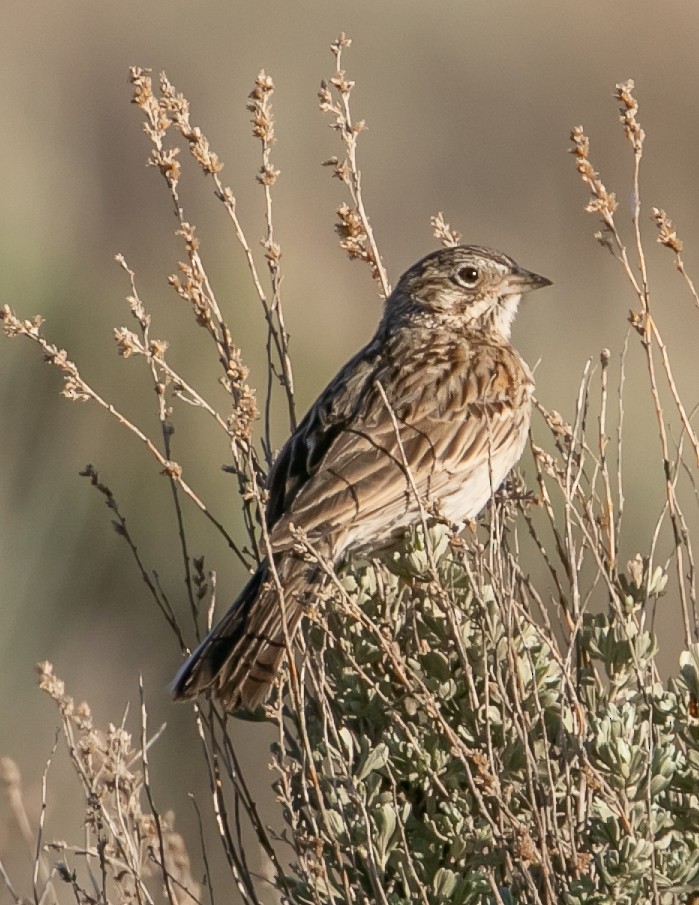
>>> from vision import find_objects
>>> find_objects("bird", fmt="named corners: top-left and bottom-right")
top-left (171, 245), bottom-right (551, 712)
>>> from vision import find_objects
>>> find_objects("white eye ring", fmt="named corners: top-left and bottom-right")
top-left (455, 265), bottom-right (479, 288)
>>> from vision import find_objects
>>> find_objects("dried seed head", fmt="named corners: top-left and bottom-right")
top-left (330, 33), bottom-right (352, 57)
top-left (652, 207), bottom-right (684, 254)
top-left (114, 327), bottom-right (140, 358)
top-left (615, 79), bottom-right (645, 152)
top-left (247, 70), bottom-right (276, 144)
top-left (431, 212), bottom-right (461, 248)
top-left (161, 461), bottom-right (183, 479)
top-left (148, 338), bottom-right (169, 359)
top-left (318, 81), bottom-right (333, 112)
top-left (570, 126), bottom-right (618, 221)
top-left (257, 163), bottom-right (280, 186)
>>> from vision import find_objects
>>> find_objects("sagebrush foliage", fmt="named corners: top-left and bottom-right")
top-left (273, 526), bottom-right (699, 905)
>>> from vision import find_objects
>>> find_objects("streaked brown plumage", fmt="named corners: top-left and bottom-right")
top-left (172, 246), bottom-right (551, 711)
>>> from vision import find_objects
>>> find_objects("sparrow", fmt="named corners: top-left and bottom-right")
top-left (172, 245), bottom-right (551, 711)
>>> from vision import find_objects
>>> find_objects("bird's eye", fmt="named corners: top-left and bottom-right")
top-left (456, 266), bottom-right (479, 287)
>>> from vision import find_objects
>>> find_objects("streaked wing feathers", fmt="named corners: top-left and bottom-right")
top-left (265, 340), bottom-right (383, 528)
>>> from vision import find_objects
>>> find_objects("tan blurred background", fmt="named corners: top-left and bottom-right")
top-left (2, 0), bottom-right (699, 898)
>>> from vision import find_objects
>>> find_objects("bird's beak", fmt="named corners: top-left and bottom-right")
top-left (503, 268), bottom-right (552, 296)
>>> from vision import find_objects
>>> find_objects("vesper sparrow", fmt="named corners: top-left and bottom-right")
top-left (172, 246), bottom-right (551, 711)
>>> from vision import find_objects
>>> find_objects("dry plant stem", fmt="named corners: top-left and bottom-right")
top-left (35, 740), bottom-right (59, 905)
top-left (520, 492), bottom-right (569, 623)
top-left (0, 858), bottom-right (23, 905)
top-left (47, 706), bottom-right (154, 903)
top-left (333, 40), bottom-right (390, 298)
top-left (385, 766), bottom-right (431, 905)
top-left (281, 651), bottom-right (344, 898)
top-left (117, 254), bottom-right (261, 633)
top-left (540, 394), bottom-right (663, 696)
top-left (313, 623), bottom-right (455, 805)
top-left (32, 665), bottom-right (203, 905)
top-left (674, 458), bottom-right (698, 616)
top-left (247, 71), bottom-right (297, 448)
top-left (145, 66), bottom-right (296, 455)
top-left (469, 548), bottom-right (608, 860)
top-left (276, 710), bottom-right (338, 905)
top-left (302, 662), bottom-right (363, 900)
top-left (304, 640), bottom-right (450, 901)
top-left (80, 465), bottom-right (187, 651)
top-left (598, 349), bottom-right (616, 569)
top-left (192, 704), bottom-right (261, 905)
top-left (188, 797), bottom-right (215, 905)
top-left (646, 315), bottom-right (699, 459)
top-left (114, 704), bottom-right (151, 902)
top-left (139, 679), bottom-right (177, 905)
top-left (294, 665), bottom-right (386, 905)
top-left (131, 71), bottom-right (264, 565)
top-left (349, 795), bottom-right (390, 905)
top-left (614, 336), bottom-right (628, 550)
top-left (0, 305), bottom-right (248, 573)
top-left (532, 373), bottom-right (662, 695)
top-left (651, 206), bottom-right (694, 279)
top-left (322, 35), bottom-right (391, 297)
top-left (0, 756), bottom-right (56, 905)
top-left (212, 171), bottom-right (296, 452)
top-left (191, 696), bottom-right (289, 904)
top-left (631, 296), bottom-right (695, 647)
top-left (530, 416), bottom-right (577, 603)
top-left (573, 88), bottom-right (699, 644)
top-left (515, 636), bottom-right (567, 884)
top-left (486, 874), bottom-right (509, 905)
top-left (212, 709), bottom-right (290, 897)
top-left (374, 380), bottom-right (441, 579)
top-left (650, 434), bottom-right (697, 641)
top-left (509, 588), bottom-right (588, 736)
top-left (117, 255), bottom-right (205, 632)
top-left (245, 448), bottom-right (306, 726)
top-left (132, 71), bottom-right (231, 359)
top-left (539, 382), bottom-right (682, 716)
top-left (563, 361), bottom-right (593, 625)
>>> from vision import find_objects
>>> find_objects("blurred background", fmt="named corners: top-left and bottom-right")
top-left (2, 0), bottom-right (699, 898)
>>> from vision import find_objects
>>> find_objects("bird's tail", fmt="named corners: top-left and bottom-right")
top-left (171, 556), bottom-right (309, 712)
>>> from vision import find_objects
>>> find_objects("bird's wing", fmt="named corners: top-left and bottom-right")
top-left (265, 340), bottom-right (384, 528)
top-left (267, 338), bottom-right (531, 552)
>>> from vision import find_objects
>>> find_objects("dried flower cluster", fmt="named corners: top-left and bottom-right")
top-left (33, 662), bottom-right (199, 905)
top-left (247, 70), bottom-right (280, 191)
top-left (569, 126), bottom-right (618, 226)
top-left (2, 305), bottom-right (91, 403)
top-left (431, 212), bottom-right (462, 248)
top-left (652, 208), bottom-right (684, 254)
top-left (614, 79), bottom-right (645, 154)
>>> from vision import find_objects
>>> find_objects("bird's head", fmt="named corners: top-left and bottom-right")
top-left (386, 245), bottom-right (552, 340)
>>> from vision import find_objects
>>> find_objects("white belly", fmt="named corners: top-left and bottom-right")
top-left (439, 421), bottom-right (529, 522)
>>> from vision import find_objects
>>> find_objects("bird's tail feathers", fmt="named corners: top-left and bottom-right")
top-left (171, 557), bottom-right (308, 712)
